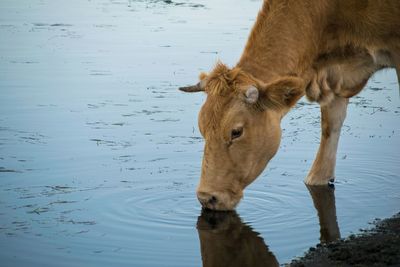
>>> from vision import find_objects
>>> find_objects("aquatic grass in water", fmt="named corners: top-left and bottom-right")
top-left (0, 0), bottom-right (399, 266)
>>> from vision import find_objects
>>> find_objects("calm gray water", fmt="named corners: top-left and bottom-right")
top-left (0, 0), bottom-right (399, 266)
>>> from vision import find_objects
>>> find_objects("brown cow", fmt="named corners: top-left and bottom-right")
top-left (180, 0), bottom-right (400, 210)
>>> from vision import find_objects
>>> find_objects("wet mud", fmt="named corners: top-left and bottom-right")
top-left (289, 213), bottom-right (400, 267)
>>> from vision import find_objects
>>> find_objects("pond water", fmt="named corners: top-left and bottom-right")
top-left (0, 0), bottom-right (399, 266)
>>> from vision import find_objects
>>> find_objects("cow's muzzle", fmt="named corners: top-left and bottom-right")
top-left (197, 190), bottom-right (242, 211)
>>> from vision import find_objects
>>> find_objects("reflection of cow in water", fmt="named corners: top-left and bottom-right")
top-left (197, 210), bottom-right (279, 267)
top-left (307, 185), bottom-right (340, 243)
top-left (196, 185), bottom-right (340, 266)
top-left (181, 0), bottom-right (400, 210)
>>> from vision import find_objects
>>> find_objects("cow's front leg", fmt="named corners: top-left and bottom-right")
top-left (305, 96), bottom-right (349, 185)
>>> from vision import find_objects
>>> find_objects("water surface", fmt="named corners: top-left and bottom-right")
top-left (1, 0), bottom-right (399, 266)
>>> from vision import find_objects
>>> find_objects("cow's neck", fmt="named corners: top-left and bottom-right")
top-left (237, 1), bottom-right (330, 84)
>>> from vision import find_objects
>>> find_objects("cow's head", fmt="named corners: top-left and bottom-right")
top-left (180, 63), bottom-right (303, 210)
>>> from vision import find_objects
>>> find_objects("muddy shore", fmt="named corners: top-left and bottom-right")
top-left (288, 213), bottom-right (400, 266)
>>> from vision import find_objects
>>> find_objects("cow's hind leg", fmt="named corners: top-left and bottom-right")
top-left (305, 96), bottom-right (349, 185)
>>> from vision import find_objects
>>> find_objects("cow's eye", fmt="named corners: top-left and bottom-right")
top-left (231, 128), bottom-right (243, 140)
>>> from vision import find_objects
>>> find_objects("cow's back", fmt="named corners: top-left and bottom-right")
top-left (331, 0), bottom-right (400, 48)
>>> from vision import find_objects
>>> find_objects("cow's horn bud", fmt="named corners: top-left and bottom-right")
top-left (245, 86), bottom-right (259, 104)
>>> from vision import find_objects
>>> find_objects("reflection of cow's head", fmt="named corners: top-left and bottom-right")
top-left (196, 209), bottom-right (278, 267)
top-left (181, 63), bottom-right (303, 210)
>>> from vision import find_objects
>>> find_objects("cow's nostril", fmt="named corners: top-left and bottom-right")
top-left (197, 192), bottom-right (209, 206)
top-left (209, 195), bottom-right (218, 205)
top-left (197, 192), bottom-right (218, 207)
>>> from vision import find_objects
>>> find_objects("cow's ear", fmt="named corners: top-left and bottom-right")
top-left (263, 76), bottom-right (304, 109)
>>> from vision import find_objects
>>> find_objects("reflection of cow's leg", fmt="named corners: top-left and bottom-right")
top-left (307, 185), bottom-right (340, 243)
top-left (393, 52), bottom-right (400, 91)
top-left (305, 95), bottom-right (348, 185)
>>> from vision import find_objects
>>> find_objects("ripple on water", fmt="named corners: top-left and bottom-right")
top-left (239, 184), bottom-right (313, 232)
top-left (100, 180), bottom-right (312, 235)
top-left (98, 182), bottom-right (200, 238)
top-left (82, 181), bottom-right (202, 266)
top-left (337, 152), bottom-right (399, 191)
